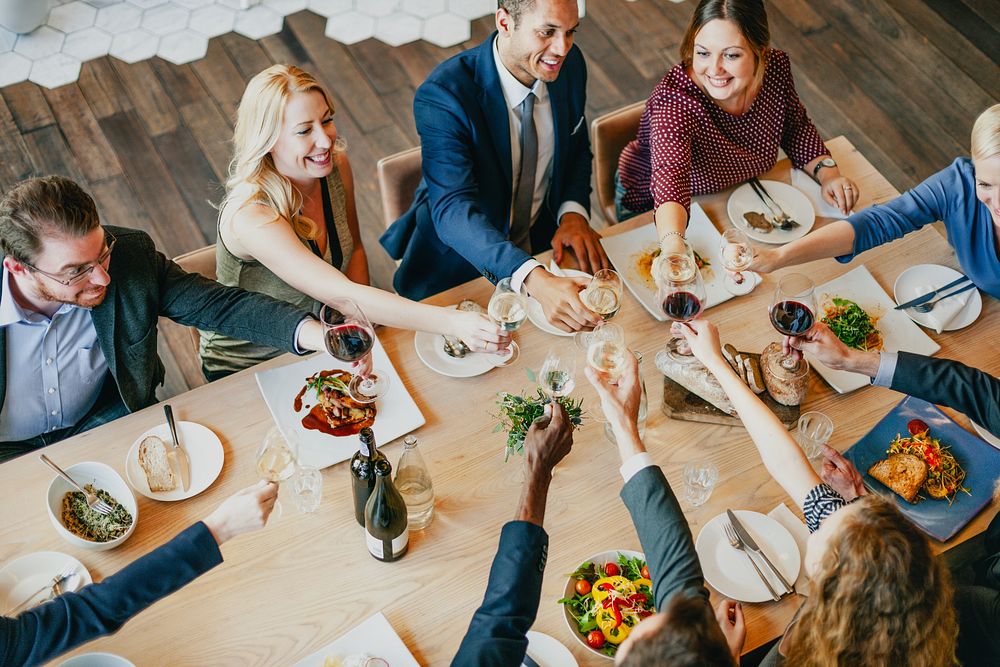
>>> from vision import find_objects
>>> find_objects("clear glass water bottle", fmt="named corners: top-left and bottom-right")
top-left (606, 351), bottom-right (647, 444)
top-left (393, 435), bottom-right (435, 530)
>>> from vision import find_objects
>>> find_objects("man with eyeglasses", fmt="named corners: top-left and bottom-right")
top-left (0, 176), bottom-right (327, 461)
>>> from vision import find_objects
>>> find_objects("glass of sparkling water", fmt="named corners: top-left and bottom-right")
top-left (291, 465), bottom-right (323, 514)
top-left (683, 461), bottom-right (719, 507)
top-left (795, 411), bottom-right (834, 460)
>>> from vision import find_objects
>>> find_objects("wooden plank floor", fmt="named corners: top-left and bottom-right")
top-left (1, 0), bottom-right (997, 399)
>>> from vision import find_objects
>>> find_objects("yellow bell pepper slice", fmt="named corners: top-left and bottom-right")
top-left (591, 576), bottom-right (634, 603)
top-left (602, 620), bottom-right (631, 644)
top-left (632, 578), bottom-right (653, 593)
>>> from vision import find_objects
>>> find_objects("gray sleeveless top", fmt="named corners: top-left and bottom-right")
top-left (199, 169), bottom-right (354, 374)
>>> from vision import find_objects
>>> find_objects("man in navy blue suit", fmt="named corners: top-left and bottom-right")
top-left (381, 0), bottom-right (610, 332)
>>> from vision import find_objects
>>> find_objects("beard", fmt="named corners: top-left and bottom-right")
top-left (34, 279), bottom-right (108, 310)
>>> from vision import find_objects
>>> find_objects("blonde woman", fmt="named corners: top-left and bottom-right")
top-left (200, 65), bottom-right (506, 379)
top-left (755, 103), bottom-right (1000, 299)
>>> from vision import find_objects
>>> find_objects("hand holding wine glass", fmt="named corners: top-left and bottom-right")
top-left (585, 322), bottom-right (628, 381)
top-left (538, 349), bottom-right (576, 399)
top-left (768, 273), bottom-right (816, 371)
top-left (321, 298), bottom-right (389, 403)
top-left (719, 228), bottom-right (755, 295)
top-left (487, 278), bottom-right (528, 366)
top-left (580, 269), bottom-right (623, 321)
top-left (255, 426), bottom-right (298, 521)
top-left (656, 252), bottom-right (706, 363)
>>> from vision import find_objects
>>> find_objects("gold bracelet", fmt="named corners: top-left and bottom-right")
top-left (659, 231), bottom-right (685, 245)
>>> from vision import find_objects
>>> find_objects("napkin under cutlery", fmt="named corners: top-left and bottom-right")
top-left (767, 502), bottom-right (810, 596)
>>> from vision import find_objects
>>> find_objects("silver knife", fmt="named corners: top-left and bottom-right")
top-left (163, 404), bottom-right (191, 492)
top-left (894, 275), bottom-right (970, 310)
top-left (727, 509), bottom-right (794, 595)
top-left (522, 651), bottom-right (542, 667)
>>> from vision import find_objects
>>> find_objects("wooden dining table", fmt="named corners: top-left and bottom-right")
top-left (3, 136), bottom-right (998, 666)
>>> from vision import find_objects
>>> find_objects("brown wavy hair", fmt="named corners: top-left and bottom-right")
top-left (679, 0), bottom-right (770, 93)
top-left (784, 495), bottom-right (957, 666)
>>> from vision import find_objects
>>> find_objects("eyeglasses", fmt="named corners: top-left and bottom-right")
top-left (21, 231), bottom-right (116, 286)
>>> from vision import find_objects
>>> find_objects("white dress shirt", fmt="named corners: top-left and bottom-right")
top-left (492, 38), bottom-right (589, 292)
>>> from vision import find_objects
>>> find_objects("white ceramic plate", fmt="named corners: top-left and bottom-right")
top-left (0, 551), bottom-right (91, 614)
top-left (972, 421), bottom-right (1000, 450)
top-left (413, 306), bottom-right (504, 377)
top-left (811, 265), bottom-right (940, 393)
top-left (290, 611), bottom-right (419, 667)
top-left (696, 510), bottom-right (801, 603)
top-left (58, 654), bottom-right (136, 667)
top-left (526, 268), bottom-right (591, 336)
top-left (600, 202), bottom-right (746, 322)
top-left (256, 335), bottom-right (425, 470)
top-left (893, 264), bottom-right (983, 331)
top-left (726, 180), bottom-right (816, 244)
top-left (125, 421), bottom-right (224, 501)
top-left (526, 630), bottom-right (579, 667)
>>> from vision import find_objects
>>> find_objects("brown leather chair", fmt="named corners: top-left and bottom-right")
top-left (172, 245), bottom-right (217, 353)
top-left (591, 101), bottom-right (646, 225)
top-left (376, 146), bottom-right (422, 229)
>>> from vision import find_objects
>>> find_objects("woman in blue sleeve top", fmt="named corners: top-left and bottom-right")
top-left (755, 103), bottom-right (1000, 299)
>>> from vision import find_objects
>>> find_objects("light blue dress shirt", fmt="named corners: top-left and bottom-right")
top-left (0, 268), bottom-right (108, 441)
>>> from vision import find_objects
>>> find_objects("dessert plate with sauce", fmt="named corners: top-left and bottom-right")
top-left (125, 421), bottom-right (224, 501)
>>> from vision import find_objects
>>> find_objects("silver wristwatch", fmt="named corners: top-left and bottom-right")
top-left (812, 157), bottom-right (837, 180)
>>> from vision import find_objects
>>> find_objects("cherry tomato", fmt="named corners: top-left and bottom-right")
top-left (603, 563), bottom-right (620, 577)
top-left (586, 630), bottom-right (606, 649)
top-left (640, 565), bottom-right (650, 579)
top-left (575, 578), bottom-right (591, 596)
top-left (907, 419), bottom-right (929, 435)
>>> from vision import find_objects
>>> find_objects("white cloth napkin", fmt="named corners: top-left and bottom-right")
top-left (767, 502), bottom-right (810, 596)
top-left (790, 169), bottom-right (849, 218)
top-left (914, 282), bottom-right (972, 333)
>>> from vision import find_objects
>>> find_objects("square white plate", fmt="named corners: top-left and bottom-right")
top-left (810, 265), bottom-right (940, 393)
top-left (600, 202), bottom-right (742, 321)
top-left (256, 335), bottom-right (424, 469)
top-left (291, 611), bottom-right (419, 667)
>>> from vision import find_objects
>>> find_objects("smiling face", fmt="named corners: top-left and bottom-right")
top-left (5, 226), bottom-right (111, 311)
top-left (496, 0), bottom-right (579, 88)
top-left (269, 90), bottom-right (337, 185)
top-left (973, 154), bottom-right (1000, 226)
top-left (691, 19), bottom-right (757, 111)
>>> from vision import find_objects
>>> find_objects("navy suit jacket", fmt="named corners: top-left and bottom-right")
top-left (380, 33), bottom-right (592, 300)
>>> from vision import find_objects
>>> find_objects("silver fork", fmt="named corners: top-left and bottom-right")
top-left (749, 178), bottom-right (798, 230)
top-left (911, 282), bottom-right (978, 314)
top-left (5, 565), bottom-right (78, 615)
top-left (724, 522), bottom-right (781, 601)
top-left (39, 455), bottom-right (114, 515)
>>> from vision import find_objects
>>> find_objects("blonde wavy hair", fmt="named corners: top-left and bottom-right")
top-left (971, 103), bottom-right (1000, 162)
top-left (221, 64), bottom-right (346, 241)
top-left (784, 495), bottom-right (957, 667)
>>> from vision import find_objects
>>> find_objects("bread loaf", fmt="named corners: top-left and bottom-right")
top-left (139, 435), bottom-right (177, 492)
top-left (868, 453), bottom-right (927, 503)
top-left (656, 353), bottom-right (736, 415)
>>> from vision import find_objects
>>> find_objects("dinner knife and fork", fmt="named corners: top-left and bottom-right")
top-left (747, 177), bottom-right (799, 230)
top-left (5, 565), bottom-right (79, 615)
top-left (724, 510), bottom-right (794, 600)
top-left (893, 275), bottom-right (975, 312)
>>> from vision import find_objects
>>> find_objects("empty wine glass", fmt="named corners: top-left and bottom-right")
top-left (256, 426), bottom-right (298, 521)
top-left (768, 273), bottom-right (816, 371)
top-left (580, 269), bottom-right (623, 321)
top-left (321, 298), bottom-right (389, 403)
top-left (538, 349), bottom-right (576, 399)
top-left (487, 278), bottom-right (528, 366)
top-left (719, 228), bottom-right (755, 295)
top-left (657, 261), bottom-right (706, 364)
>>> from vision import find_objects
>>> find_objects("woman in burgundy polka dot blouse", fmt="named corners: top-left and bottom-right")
top-left (616, 0), bottom-right (858, 255)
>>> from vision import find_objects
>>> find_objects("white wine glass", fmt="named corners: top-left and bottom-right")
top-left (487, 278), bottom-right (528, 366)
top-left (580, 268), bottom-right (623, 321)
top-left (538, 349), bottom-right (576, 400)
top-left (585, 322), bottom-right (627, 380)
top-left (719, 228), bottom-right (755, 295)
top-left (255, 426), bottom-right (298, 521)
top-left (321, 298), bottom-right (389, 404)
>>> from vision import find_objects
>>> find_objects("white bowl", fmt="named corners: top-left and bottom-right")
top-left (561, 549), bottom-right (645, 661)
top-left (46, 462), bottom-right (137, 551)
top-left (58, 653), bottom-right (136, 667)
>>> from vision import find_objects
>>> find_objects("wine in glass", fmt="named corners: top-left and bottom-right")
top-left (657, 265), bottom-right (706, 363)
top-left (585, 323), bottom-right (628, 380)
top-left (256, 426), bottom-right (298, 521)
top-left (580, 269), bottom-right (623, 321)
top-left (538, 349), bottom-right (576, 399)
top-left (320, 298), bottom-right (389, 404)
top-left (719, 228), bottom-right (755, 295)
top-left (769, 273), bottom-right (816, 370)
top-left (487, 278), bottom-right (528, 366)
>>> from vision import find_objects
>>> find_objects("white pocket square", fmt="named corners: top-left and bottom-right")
top-left (571, 115), bottom-right (585, 135)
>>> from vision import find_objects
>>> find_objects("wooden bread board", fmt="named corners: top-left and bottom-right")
top-left (660, 351), bottom-right (800, 428)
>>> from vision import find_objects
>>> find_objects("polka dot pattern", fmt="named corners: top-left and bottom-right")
top-left (618, 50), bottom-right (829, 214)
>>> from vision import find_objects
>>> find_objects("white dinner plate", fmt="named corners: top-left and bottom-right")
top-left (972, 421), bottom-right (1000, 450)
top-left (726, 180), bottom-right (816, 244)
top-left (413, 305), bottom-right (504, 377)
top-left (125, 421), bottom-right (224, 501)
top-left (810, 265), bottom-right (940, 393)
top-left (893, 264), bottom-right (982, 331)
top-left (256, 335), bottom-right (425, 470)
top-left (0, 551), bottom-right (91, 614)
top-left (58, 654), bottom-right (136, 667)
top-left (290, 611), bottom-right (418, 667)
top-left (526, 630), bottom-right (578, 667)
top-left (696, 510), bottom-right (801, 603)
top-left (600, 202), bottom-right (745, 322)
top-left (526, 268), bottom-right (591, 336)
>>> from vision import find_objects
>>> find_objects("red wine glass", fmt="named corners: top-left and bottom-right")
top-left (657, 263), bottom-right (706, 364)
top-left (320, 298), bottom-right (389, 404)
top-left (769, 273), bottom-right (816, 371)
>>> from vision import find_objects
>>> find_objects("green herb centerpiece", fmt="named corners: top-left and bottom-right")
top-left (493, 373), bottom-right (584, 461)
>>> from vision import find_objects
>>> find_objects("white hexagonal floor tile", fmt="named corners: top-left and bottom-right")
top-left (446, 0), bottom-right (494, 20)
top-left (422, 12), bottom-right (470, 48)
top-left (402, 0), bottom-right (446, 15)
top-left (61, 26), bottom-right (113, 61)
top-left (263, 0), bottom-right (308, 16)
top-left (189, 4), bottom-right (236, 38)
top-left (47, 1), bottom-right (98, 33)
top-left (0, 27), bottom-right (16, 54)
top-left (95, 2), bottom-right (142, 33)
top-left (126, 0), bottom-right (170, 9)
top-left (373, 14), bottom-right (422, 47)
top-left (109, 27), bottom-right (159, 63)
top-left (29, 52), bottom-right (82, 89)
top-left (233, 5), bottom-right (283, 40)
top-left (141, 3), bottom-right (191, 36)
top-left (0, 52), bottom-right (31, 87)
top-left (14, 26), bottom-right (66, 60)
top-left (308, 0), bottom-right (351, 18)
top-left (157, 29), bottom-right (208, 64)
top-left (324, 11), bottom-right (374, 45)
top-left (356, 0), bottom-right (397, 19)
